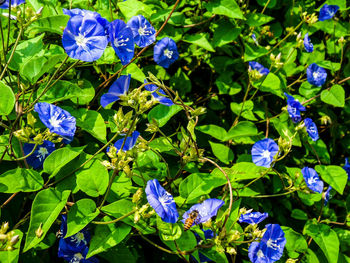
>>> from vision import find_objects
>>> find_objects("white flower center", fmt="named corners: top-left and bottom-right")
top-left (138, 25), bottom-right (152, 36)
top-left (164, 49), bottom-right (173, 59)
top-left (312, 71), bottom-right (320, 79)
top-left (257, 249), bottom-right (264, 258)
top-left (49, 112), bottom-right (63, 128)
top-left (307, 176), bottom-right (317, 185)
top-left (75, 33), bottom-right (88, 47)
top-left (70, 232), bottom-right (86, 246)
top-left (114, 36), bottom-right (129, 47)
top-left (262, 150), bottom-right (271, 159)
top-left (158, 192), bottom-right (174, 209)
top-left (71, 253), bottom-right (83, 263)
top-left (37, 147), bottom-right (49, 161)
top-left (266, 238), bottom-right (281, 250)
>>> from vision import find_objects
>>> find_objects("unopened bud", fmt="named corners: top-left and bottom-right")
top-left (1, 222), bottom-right (9, 234)
top-left (134, 212), bottom-right (140, 223)
top-left (226, 247), bottom-right (237, 255)
top-left (35, 223), bottom-right (43, 238)
top-left (36, 6), bottom-right (43, 15)
top-left (132, 188), bottom-right (143, 203)
top-left (10, 235), bottom-right (20, 245)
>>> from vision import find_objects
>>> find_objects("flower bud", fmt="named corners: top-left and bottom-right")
top-left (1, 222), bottom-right (9, 234)
top-left (226, 247), bottom-right (237, 255)
top-left (35, 223), bottom-right (43, 238)
top-left (132, 188), bottom-right (143, 204)
top-left (10, 234), bottom-right (20, 245)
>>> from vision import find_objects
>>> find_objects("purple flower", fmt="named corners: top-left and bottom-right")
top-left (284, 93), bottom-right (306, 123)
top-left (304, 118), bottom-right (319, 141)
top-left (145, 179), bottom-right (179, 223)
top-left (113, 131), bottom-right (139, 152)
top-left (144, 80), bottom-right (174, 106)
top-left (100, 74), bottom-right (131, 108)
top-left (153, 37), bottom-right (179, 68)
top-left (127, 15), bottom-right (156, 48)
top-left (62, 14), bottom-right (108, 62)
top-left (239, 211), bottom-right (268, 225)
top-left (23, 140), bottom-right (55, 170)
top-left (249, 61), bottom-right (270, 76)
top-left (301, 167), bottom-right (324, 193)
top-left (0, 0), bottom-right (25, 9)
top-left (34, 103), bottom-right (76, 140)
top-left (107, 19), bottom-right (134, 65)
top-left (319, 4), bottom-right (339, 21)
top-left (343, 158), bottom-right (350, 180)
top-left (304, 33), bottom-right (313, 53)
top-left (182, 199), bottom-right (225, 226)
top-left (248, 224), bottom-right (286, 263)
top-left (251, 138), bottom-right (279, 168)
top-left (307, 63), bottom-right (327, 87)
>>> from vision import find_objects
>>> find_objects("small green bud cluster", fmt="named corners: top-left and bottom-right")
top-left (0, 222), bottom-right (20, 251)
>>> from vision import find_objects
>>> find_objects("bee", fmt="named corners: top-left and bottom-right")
top-left (184, 210), bottom-right (200, 231)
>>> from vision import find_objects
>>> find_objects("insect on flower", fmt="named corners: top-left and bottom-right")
top-left (183, 210), bottom-right (200, 231)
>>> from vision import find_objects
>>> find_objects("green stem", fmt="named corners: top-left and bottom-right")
top-left (92, 209), bottom-right (137, 224)
top-left (14, 143), bottom-right (38, 161)
top-left (250, 189), bottom-right (297, 198)
top-left (98, 169), bottom-right (118, 209)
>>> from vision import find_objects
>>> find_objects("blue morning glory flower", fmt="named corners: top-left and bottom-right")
top-left (304, 118), bottom-right (319, 141)
top-left (153, 37), bottom-right (179, 69)
top-left (145, 179), bottom-right (179, 223)
top-left (0, 0), bottom-right (25, 9)
top-left (144, 80), bottom-right (174, 106)
top-left (319, 4), bottom-right (339, 21)
top-left (113, 131), bottom-right (139, 152)
top-left (23, 140), bottom-right (55, 170)
top-left (58, 244), bottom-right (99, 263)
top-left (306, 63), bottom-right (327, 87)
top-left (324, 186), bottom-right (332, 206)
top-left (303, 33), bottom-right (313, 53)
top-left (63, 8), bottom-right (109, 30)
top-left (57, 215), bottom-right (98, 263)
top-left (284, 93), bottom-right (306, 123)
top-left (248, 61), bottom-right (270, 76)
top-left (343, 158), bottom-right (350, 180)
top-left (127, 15), bottom-right (156, 48)
top-left (251, 138), bottom-right (279, 168)
top-left (107, 19), bottom-right (134, 65)
top-left (34, 102), bottom-right (76, 140)
top-left (248, 224), bottom-right (286, 263)
top-left (100, 74), bottom-right (131, 108)
top-left (239, 211), bottom-right (268, 225)
top-left (182, 199), bottom-right (225, 226)
top-left (62, 15), bottom-right (108, 62)
top-left (301, 167), bottom-right (324, 193)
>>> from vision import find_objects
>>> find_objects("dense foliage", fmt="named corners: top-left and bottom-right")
top-left (0, 0), bottom-right (349, 262)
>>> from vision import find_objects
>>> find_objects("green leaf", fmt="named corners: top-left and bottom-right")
top-left (225, 121), bottom-right (258, 141)
top-left (179, 173), bottom-right (207, 201)
top-left (303, 221), bottom-right (339, 263)
top-left (321, 85), bottom-right (345, 107)
top-left (76, 159), bottom-right (109, 197)
top-left (246, 13), bottom-right (274, 27)
top-left (125, 63), bottom-right (146, 83)
top-left (254, 73), bottom-right (284, 98)
top-left (212, 20), bottom-right (241, 48)
top-left (315, 165), bottom-right (348, 194)
top-left (209, 141), bottom-right (234, 164)
top-left (282, 226), bottom-right (308, 257)
top-left (118, 0), bottom-right (153, 20)
top-left (157, 217), bottom-right (182, 241)
top-left (204, 0), bottom-right (244, 19)
top-left (0, 81), bottom-right (15, 116)
top-left (0, 168), bottom-right (43, 193)
top-left (26, 15), bottom-right (69, 36)
top-left (70, 79), bottom-right (95, 105)
top-left (244, 43), bottom-right (269, 61)
top-left (229, 162), bottom-right (268, 181)
top-left (39, 80), bottom-right (82, 103)
top-left (66, 199), bottom-right (100, 237)
top-left (184, 33), bottom-right (215, 52)
top-left (291, 209), bottom-right (308, 220)
top-left (87, 220), bottom-right (131, 258)
top-left (196, 125), bottom-right (227, 141)
top-left (76, 110), bottom-right (107, 143)
top-left (148, 104), bottom-right (182, 127)
top-left (101, 199), bottom-right (134, 218)
top-left (0, 229), bottom-right (23, 263)
top-left (43, 146), bottom-right (86, 178)
top-left (8, 34), bottom-right (44, 71)
top-left (161, 231), bottom-right (197, 261)
top-left (24, 189), bottom-right (71, 252)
